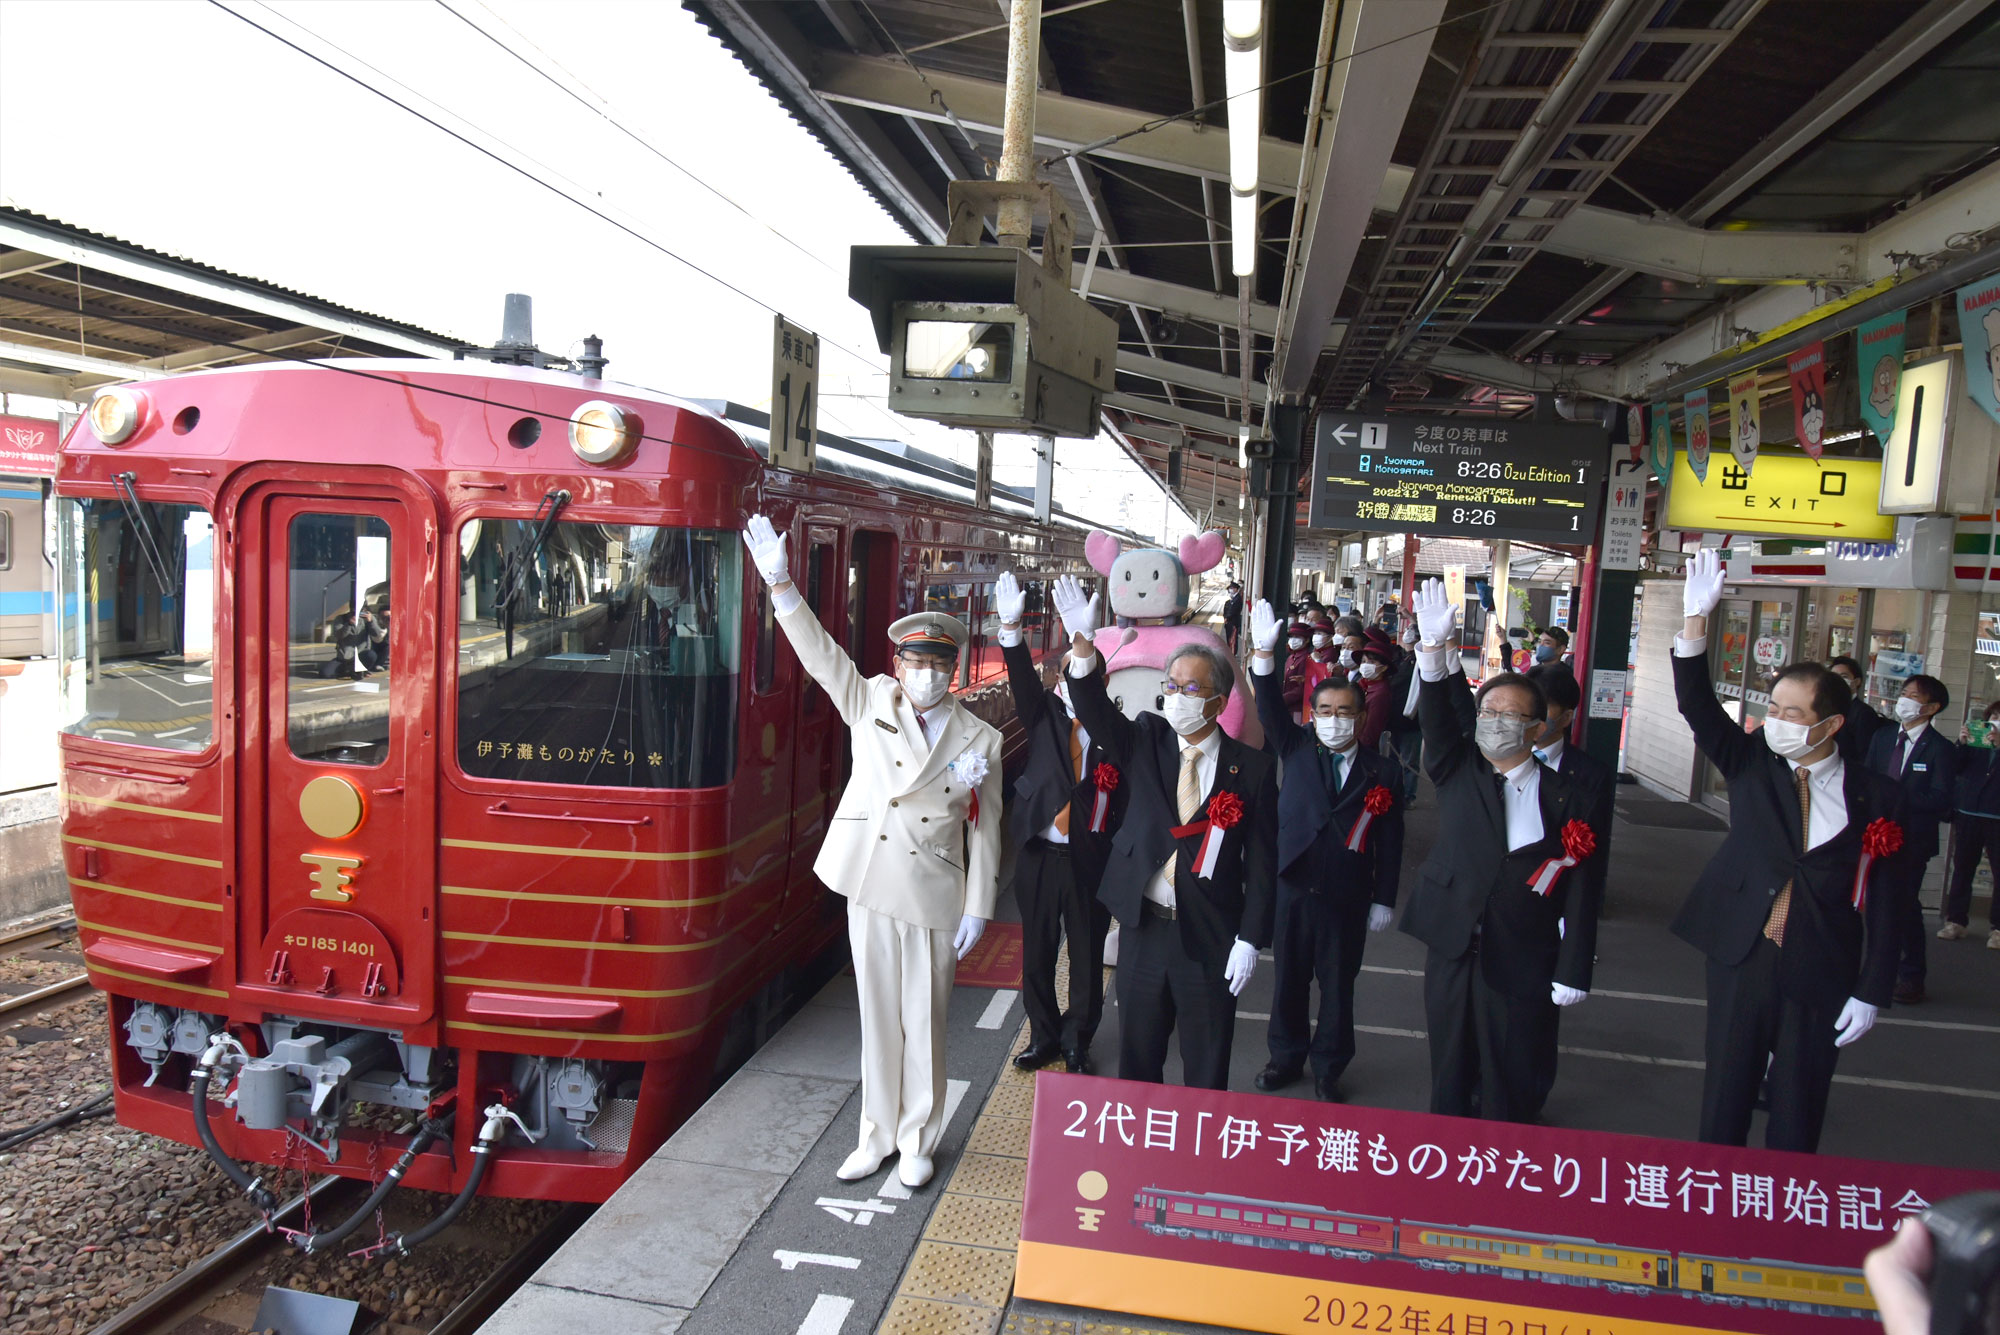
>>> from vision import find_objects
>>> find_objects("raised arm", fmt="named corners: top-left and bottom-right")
top-left (994, 570), bottom-right (1049, 730)
top-left (1671, 548), bottom-right (1763, 779)
top-left (1411, 580), bottom-right (1472, 784)
top-left (1248, 599), bottom-right (1308, 756)
top-left (1053, 575), bottom-right (1140, 762)
top-left (744, 514), bottom-right (871, 724)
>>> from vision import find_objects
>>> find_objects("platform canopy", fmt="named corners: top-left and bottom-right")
top-left (0, 207), bottom-right (456, 404)
top-left (692, 0), bottom-right (2000, 540)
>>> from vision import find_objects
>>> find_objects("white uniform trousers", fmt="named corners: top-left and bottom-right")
top-left (848, 901), bottom-right (956, 1161)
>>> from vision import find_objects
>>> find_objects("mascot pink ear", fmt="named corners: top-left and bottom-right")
top-left (1085, 530), bottom-right (1123, 576)
top-left (1179, 530), bottom-right (1226, 575)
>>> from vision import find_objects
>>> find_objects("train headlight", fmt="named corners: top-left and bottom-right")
top-left (569, 400), bottom-right (637, 465)
top-left (89, 387), bottom-right (146, 445)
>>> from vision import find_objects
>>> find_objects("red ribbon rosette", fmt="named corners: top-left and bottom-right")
top-left (1561, 819), bottom-right (1597, 863)
top-left (1853, 817), bottom-right (1904, 910)
top-left (1087, 762), bottom-right (1120, 833)
top-left (1207, 790), bottom-right (1245, 830)
top-left (1169, 791), bottom-right (1245, 879)
top-left (1348, 785), bottom-right (1396, 852)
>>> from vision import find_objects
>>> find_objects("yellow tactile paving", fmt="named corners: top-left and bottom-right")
top-left (878, 1295), bottom-right (1005, 1335)
top-left (965, 1113), bottom-right (1033, 1159)
top-left (901, 1239), bottom-right (1020, 1307)
top-left (945, 1151), bottom-right (1027, 1202)
top-left (981, 1074), bottom-right (1037, 1120)
top-left (924, 1191), bottom-right (1025, 1249)
top-left (1000, 1315), bottom-right (1078, 1335)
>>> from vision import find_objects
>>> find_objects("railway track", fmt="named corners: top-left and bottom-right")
top-left (0, 913), bottom-right (77, 955)
top-left (82, 1179), bottom-right (591, 1335)
top-left (0, 914), bottom-right (90, 1025)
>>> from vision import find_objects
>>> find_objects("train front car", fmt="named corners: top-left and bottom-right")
top-left (56, 362), bottom-right (817, 1222)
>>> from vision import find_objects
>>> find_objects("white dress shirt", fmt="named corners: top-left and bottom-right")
top-left (911, 699), bottom-right (951, 751)
top-left (1498, 755), bottom-right (1546, 852)
top-left (1677, 631), bottom-right (1848, 847)
top-left (1147, 726), bottom-right (1223, 908)
top-left (1533, 735), bottom-right (1566, 769)
top-left (1792, 750), bottom-right (1848, 850)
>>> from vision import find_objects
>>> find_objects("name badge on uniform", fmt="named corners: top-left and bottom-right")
top-left (1913, 763), bottom-right (1928, 772)
top-left (875, 719), bottom-right (900, 734)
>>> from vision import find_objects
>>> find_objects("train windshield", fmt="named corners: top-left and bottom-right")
top-left (456, 519), bottom-right (741, 788)
top-left (55, 498), bottom-right (216, 752)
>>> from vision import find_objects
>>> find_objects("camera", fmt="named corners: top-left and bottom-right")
top-left (1926, 1192), bottom-right (2000, 1335)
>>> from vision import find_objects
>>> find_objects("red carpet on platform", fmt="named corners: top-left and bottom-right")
top-left (952, 921), bottom-right (1023, 989)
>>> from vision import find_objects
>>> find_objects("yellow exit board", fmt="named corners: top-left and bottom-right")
top-left (1665, 448), bottom-right (1894, 540)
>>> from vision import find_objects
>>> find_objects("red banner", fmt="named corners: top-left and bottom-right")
top-left (1017, 1072), bottom-right (1996, 1335)
top-left (0, 414), bottom-right (60, 477)
top-left (1787, 343), bottom-right (1829, 459)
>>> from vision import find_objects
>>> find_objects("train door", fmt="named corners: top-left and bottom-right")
top-left (846, 529), bottom-right (896, 675)
top-left (1701, 1261), bottom-right (1715, 1292)
top-left (233, 481), bottom-right (439, 1028)
top-left (786, 523), bottom-right (846, 901)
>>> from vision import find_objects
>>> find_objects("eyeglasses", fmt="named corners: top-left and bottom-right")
top-left (1476, 709), bottom-right (1538, 725)
top-left (896, 650), bottom-right (956, 671)
top-left (1159, 680), bottom-right (1217, 698)
top-left (1312, 707), bottom-right (1365, 720)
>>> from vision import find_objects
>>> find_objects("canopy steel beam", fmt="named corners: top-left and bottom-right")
top-left (0, 339), bottom-right (169, 381)
top-left (1105, 391), bottom-right (1258, 442)
top-left (139, 326), bottom-right (332, 372)
top-left (1086, 268), bottom-right (1279, 337)
top-left (1116, 350), bottom-right (1247, 399)
top-left (1542, 207), bottom-right (1859, 283)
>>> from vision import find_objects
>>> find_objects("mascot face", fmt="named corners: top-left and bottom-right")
top-left (1108, 548), bottom-right (1187, 620)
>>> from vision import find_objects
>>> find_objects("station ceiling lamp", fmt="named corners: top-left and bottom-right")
top-left (1223, 0), bottom-right (1263, 280)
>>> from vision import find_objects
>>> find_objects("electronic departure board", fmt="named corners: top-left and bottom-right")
top-left (1307, 413), bottom-right (1610, 543)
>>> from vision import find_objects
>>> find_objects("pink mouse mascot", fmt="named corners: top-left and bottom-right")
top-left (1081, 529), bottom-right (1263, 751)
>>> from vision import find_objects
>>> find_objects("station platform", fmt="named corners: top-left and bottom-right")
top-left (478, 784), bottom-right (2000, 1335)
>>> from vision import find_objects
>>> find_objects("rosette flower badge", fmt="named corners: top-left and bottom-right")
top-left (1526, 819), bottom-right (1597, 897)
top-left (1346, 785), bottom-right (1396, 852)
top-left (1852, 818), bottom-right (1903, 910)
top-left (949, 749), bottom-right (989, 827)
top-left (1089, 762), bottom-right (1121, 833)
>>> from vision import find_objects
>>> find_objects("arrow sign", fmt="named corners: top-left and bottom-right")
top-left (1328, 422), bottom-right (1355, 448)
top-left (774, 1251), bottom-right (862, 1272)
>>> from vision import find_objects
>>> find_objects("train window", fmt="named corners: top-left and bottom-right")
top-left (287, 513), bottom-right (394, 766)
top-left (0, 508), bottom-right (9, 569)
top-left (1742, 1272), bottom-right (1762, 1284)
top-left (1338, 1223), bottom-right (1358, 1235)
top-left (1292, 1217), bottom-right (1311, 1229)
top-left (1844, 1282), bottom-right (1864, 1294)
top-left (1196, 1206), bottom-right (1217, 1218)
top-left (1243, 1211), bottom-right (1262, 1223)
top-left (56, 498), bottom-right (216, 752)
top-left (1173, 1202), bottom-right (1192, 1214)
top-left (755, 584), bottom-right (776, 694)
top-left (1219, 1209), bottom-right (1240, 1221)
top-left (455, 520), bottom-right (742, 788)
top-left (969, 583), bottom-right (1003, 684)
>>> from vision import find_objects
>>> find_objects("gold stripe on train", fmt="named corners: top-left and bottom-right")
top-left (438, 800), bottom-right (816, 864)
top-left (69, 877), bottom-right (224, 912)
top-left (442, 884), bottom-right (747, 910)
top-left (63, 836), bottom-right (224, 869)
top-left (87, 964), bottom-right (229, 1000)
top-left (444, 974), bottom-right (718, 999)
top-left (64, 793), bottom-right (224, 823)
top-left (76, 918), bottom-right (223, 953)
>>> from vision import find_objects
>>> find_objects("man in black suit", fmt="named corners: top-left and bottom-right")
top-left (1222, 581), bottom-right (1245, 656)
top-left (1245, 599), bottom-right (1403, 1101)
top-left (1865, 674), bottom-right (1959, 1005)
top-left (995, 571), bottom-right (1123, 1075)
top-left (1673, 549), bottom-right (1903, 1153)
top-left (1399, 580), bottom-right (1605, 1123)
top-left (1053, 575), bottom-right (1277, 1090)
top-left (1830, 655), bottom-right (1886, 764)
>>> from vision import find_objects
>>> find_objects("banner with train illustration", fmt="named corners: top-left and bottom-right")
top-left (1016, 1073), bottom-right (1997, 1335)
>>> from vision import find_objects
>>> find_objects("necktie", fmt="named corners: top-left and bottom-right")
top-left (1178, 745), bottom-right (1202, 823)
top-left (1892, 731), bottom-right (1909, 775)
top-left (1052, 719), bottom-right (1084, 835)
top-left (1533, 749), bottom-right (1549, 765)
top-left (1323, 748), bottom-right (1343, 793)
top-left (1764, 767), bottom-right (1812, 946)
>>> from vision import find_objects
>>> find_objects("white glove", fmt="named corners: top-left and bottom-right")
top-left (1367, 904), bottom-right (1393, 933)
top-left (1051, 574), bottom-right (1101, 640)
top-left (1224, 938), bottom-right (1258, 997)
top-left (742, 514), bottom-right (790, 586)
top-left (995, 570), bottom-right (1025, 625)
top-left (1413, 578), bottom-right (1456, 647)
top-left (1833, 995), bottom-right (1878, 1047)
top-left (1551, 983), bottom-right (1587, 1007)
top-left (1683, 546), bottom-right (1725, 619)
top-left (1250, 599), bottom-right (1281, 653)
top-left (953, 915), bottom-right (987, 960)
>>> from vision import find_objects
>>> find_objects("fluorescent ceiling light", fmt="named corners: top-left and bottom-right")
top-left (1223, 0), bottom-right (1261, 42)
top-left (1224, 42), bottom-right (1262, 194)
top-left (1231, 190), bottom-right (1257, 277)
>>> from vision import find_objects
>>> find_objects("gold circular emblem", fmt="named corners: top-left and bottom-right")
top-left (1076, 1170), bottom-right (1109, 1202)
top-left (300, 774), bottom-right (366, 839)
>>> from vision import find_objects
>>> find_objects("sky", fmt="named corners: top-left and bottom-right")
top-left (0, 0), bottom-right (1197, 542)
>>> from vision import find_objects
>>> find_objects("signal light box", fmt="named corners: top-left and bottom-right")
top-left (1308, 413), bottom-right (1609, 544)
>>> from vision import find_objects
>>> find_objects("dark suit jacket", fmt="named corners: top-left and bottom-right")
top-left (1068, 659), bottom-right (1277, 968)
top-left (1670, 649), bottom-right (1903, 1010)
top-left (1400, 672), bottom-right (1606, 996)
top-left (1001, 639), bottom-right (1125, 887)
top-left (1551, 742), bottom-right (1615, 919)
top-left (1865, 723), bottom-right (1958, 861)
top-left (1955, 742), bottom-right (2000, 816)
top-left (1252, 665), bottom-right (1403, 906)
top-left (1836, 698), bottom-right (1887, 764)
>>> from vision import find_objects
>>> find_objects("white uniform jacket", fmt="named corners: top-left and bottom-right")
top-left (777, 602), bottom-right (1003, 931)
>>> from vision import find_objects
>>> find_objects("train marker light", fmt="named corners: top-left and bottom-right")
top-left (89, 387), bottom-right (146, 445)
top-left (569, 400), bottom-right (637, 464)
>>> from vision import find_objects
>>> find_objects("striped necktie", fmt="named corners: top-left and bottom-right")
top-left (1764, 767), bottom-right (1812, 946)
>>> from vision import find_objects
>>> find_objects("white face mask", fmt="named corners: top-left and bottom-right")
top-left (901, 667), bottom-right (950, 710)
top-left (1762, 716), bottom-right (1829, 761)
top-left (1286, 637), bottom-right (1304, 651)
top-left (1475, 715), bottom-right (1533, 761)
top-left (1314, 715), bottom-right (1356, 750)
top-left (1312, 633), bottom-right (1331, 649)
top-left (1356, 661), bottom-right (1382, 680)
top-left (1894, 696), bottom-right (1925, 723)
top-left (1337, 648), bottom-right (1355, 667)
top-left (1162, 692), bottom-right (1215, 737)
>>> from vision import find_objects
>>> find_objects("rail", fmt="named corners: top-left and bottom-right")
top-left (0, 974), bottom-right (93, 1024)
top-left (0, 914), bottom-right (77, 955)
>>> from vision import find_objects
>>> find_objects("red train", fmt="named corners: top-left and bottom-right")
top-left (54, 353), bottom-right (1102, 1245)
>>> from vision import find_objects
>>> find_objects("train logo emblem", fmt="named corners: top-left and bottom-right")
top-left (301, 852), bottom-right (363, 903)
